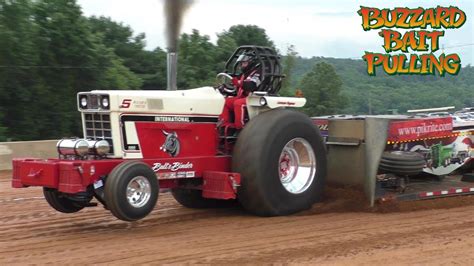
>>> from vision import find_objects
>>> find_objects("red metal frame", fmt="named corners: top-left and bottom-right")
top-left (202, 171), bottom-right (241, 200)
top-left (12, 155), bottom-right (234, 195)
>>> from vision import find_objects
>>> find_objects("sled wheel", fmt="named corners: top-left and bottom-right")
top-left (43, 188), bottom-right (85, 213)
top-left (233, 109), bottom-right (327, 216)
top-left (379, 151), bottom-right (425, 176)
top-left (105, 161), bottom-right (158, 221)
top-left (171, 188), bottom-right (238, 208)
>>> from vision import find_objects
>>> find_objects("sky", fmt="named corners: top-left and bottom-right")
top-left (77, 0), bottom-right (474, 65)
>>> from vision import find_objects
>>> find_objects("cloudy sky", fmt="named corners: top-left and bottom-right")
top-left (78, 0), bottom-right (473, 65)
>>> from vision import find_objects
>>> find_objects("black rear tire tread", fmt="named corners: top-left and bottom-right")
top-left (379, 163), bottom-right (426, 170)
top-left (171, 188), bottom-right (238, 209)
top-left (381, 151), bottom-right (425, 162)
top-left (379, 151), bottom-right (425, 176)
top-left (380, 158), bottom-right (425, 166)
top-left (233, 109), bottom-right (327, 216)
top-left (379, 169), bottom-right (424, 175)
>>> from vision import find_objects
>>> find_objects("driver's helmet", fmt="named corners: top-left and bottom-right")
top-left (236, 53), bottom-right (253, 63)
top-left (236, 51), bottom-right (256, 71)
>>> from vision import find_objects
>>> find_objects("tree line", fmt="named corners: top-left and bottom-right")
top-left (0, 0), bottom-right (472, 141)
top-left (292, 57), bottom-right (474, 115)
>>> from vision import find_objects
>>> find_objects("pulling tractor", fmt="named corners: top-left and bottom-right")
top-left (12, 46), bottom-right (327, 221)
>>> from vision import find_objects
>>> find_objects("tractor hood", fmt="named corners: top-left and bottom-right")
top-left (80, 86), bottom-right (225, 116)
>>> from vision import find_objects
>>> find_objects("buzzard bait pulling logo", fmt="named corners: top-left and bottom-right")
top-left (358, 6), bottom-right (466, 76)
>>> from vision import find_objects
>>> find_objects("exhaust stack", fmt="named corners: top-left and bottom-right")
top-left (167, 52), bottom-right (178, 91)
top-left (163, 0), bottom-right (193, 91)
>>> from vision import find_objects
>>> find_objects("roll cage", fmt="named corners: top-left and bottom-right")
top-left (224, 46), bottom-right (284, 95)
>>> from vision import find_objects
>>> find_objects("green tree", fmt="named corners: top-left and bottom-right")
top-left (0, 111), bottom-right (7, 141)
top-left (0, 0), bottom-right (41, 140)
top-left (215, 34), bottom-right (238, 71)
top-left (280, 44), bottom-right (298, 96)
top-left (291, 57), bottom-right (474, 114)
top-left (0, 0), bottom-right (142, 140)
top-left (138, 48), bottom-right (168, 90)
top-left (177, 29), bottom-right (218, 89)
top-left (218, 25), bottom-right (275, 48)
top-left (87, 16), bottom-right (167, 90)
top-left (33, 0), bottom-right (106, 138)
top-left (300, 62), bottom-right (347, 116)
top-left (174, 25), bottom-right (277, 90)
top-left (88, 16), bottom-right (148, 73)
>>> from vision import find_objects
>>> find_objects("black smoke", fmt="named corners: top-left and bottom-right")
top-left (164, 0), bottom-right (193, 52)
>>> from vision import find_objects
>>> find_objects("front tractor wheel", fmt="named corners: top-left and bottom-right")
top-left (105, 161), bottom-right (159, 221)
top-left (233, 109), bottom-right (327, 216)
top-left (43, 188), bottom-right (86, 213)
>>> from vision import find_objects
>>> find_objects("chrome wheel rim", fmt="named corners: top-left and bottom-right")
top-left (278, 138), bottom-right (316, 194)
top-left (126, 176), bottom-right (151, 208)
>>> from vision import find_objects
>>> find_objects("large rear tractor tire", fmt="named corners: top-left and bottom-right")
top-left (43, 188), bottom-right (85, 213)
top-left (105, 161), bottom-right (159, 221)
top-left (233, 109), bottom-right (327, 216)
top-left (171, 188), bottom-right (238, 209)
top-left (378, 151), bottom-right (425, 176)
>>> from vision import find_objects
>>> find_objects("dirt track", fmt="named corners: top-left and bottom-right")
top-left (1, 170), bottom-right (474, 264)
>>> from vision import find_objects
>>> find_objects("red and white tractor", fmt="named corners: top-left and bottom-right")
top-left (12, 46), bottom-right (327, 221)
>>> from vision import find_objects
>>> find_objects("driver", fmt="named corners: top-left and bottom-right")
top-left (219, 52), bottom-right (261, 133)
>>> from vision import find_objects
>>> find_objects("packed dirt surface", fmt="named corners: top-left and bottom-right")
top-left (1, 170), bottom-right (474, 264)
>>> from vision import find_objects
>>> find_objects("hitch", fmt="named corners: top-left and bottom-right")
top-left (202, 171), bottom-right (241, 200)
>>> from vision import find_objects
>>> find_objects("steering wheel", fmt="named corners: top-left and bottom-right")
top-left (215, 72), bottom-right (236, 95)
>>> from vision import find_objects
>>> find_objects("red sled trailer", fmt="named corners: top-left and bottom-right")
top-left (312, 112), bottom-right (474, 205)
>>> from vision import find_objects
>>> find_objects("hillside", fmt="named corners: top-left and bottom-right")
top-left (291, 57), bottom-right (474, 114)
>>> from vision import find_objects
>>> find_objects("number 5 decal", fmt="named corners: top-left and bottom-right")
top-left (120, 99), bottom-right (132, 108)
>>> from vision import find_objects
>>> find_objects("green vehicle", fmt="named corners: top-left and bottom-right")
top-left (430, 143), bottom-right (453, 168)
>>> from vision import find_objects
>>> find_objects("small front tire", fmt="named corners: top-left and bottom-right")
top-left (105, 161), bottom-right (159, 221)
